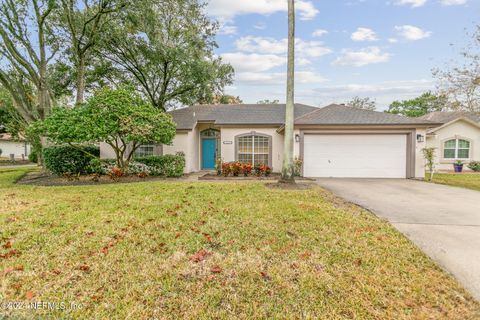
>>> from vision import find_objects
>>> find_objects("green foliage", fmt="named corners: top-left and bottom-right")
top-left (257, 99), bottom-right (280, 104)
top-left (386, 92), bottom-right (446, 117)
top-left (43, 145), bottom-right (100, 175)
top-left (294, 158), bottom-right (303, 177)
top-left (134, 153), bottom-right (185, 177)
top-left (467, 161), bottom-right (480, 172)
top-left (101, 0), bottom-right (234, 110)
top-left (28, 150), bottom-right (38, 163)
top-left (40, 86), bottom-right (176, 170)
top-left (347, 96), bottom-right (376, 111)
top-left (422, 147), bottom-right (436, 182)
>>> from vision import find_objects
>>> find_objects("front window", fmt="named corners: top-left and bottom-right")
top-left (135, 144), bottom-right (155, 157)
top-left (444, 139), bottom-right (470, 159)
top-left (237, 134), bottom-right (270, 165)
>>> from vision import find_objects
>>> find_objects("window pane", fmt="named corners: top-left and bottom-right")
top-left (238, 136), bottom-right (253, 153)
top-left (458, 139), bottom-right (470, 148)
top-left (458, 149), bottom-right (470, 159)
top-left (444, 149), bottom-right (455, 159)
top-left (237, 134), bottom-right (270, 165)
top-left (444, 140), bottom-right (456, 148)
top-left (254, 154), bottom-right (269, 166)
top-left (254, 136), bottom-right (269, 153)
top-left (238, 154), bottom-right (252, 164)
top-left (135, 144), bottom-right (154, 157)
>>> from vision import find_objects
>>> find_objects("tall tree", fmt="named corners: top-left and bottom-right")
top-left (100, 0), bottom-right (233, 111)
top-left (198, 94), bottom-right (242, 105)
top-left (0, 0), bottom-right (57, 122)
top-left (58, 0), bottom-right (123, 104)
top-left (257, 99), bottom-right (280, 104)
top-left (280, 0), bottom-right (295, 183)
top-left (347, 96), bottom-right (376, 111)
top-left (386, 92), bottom-right (446, 117)
top-left (433, 27), bottom-right (480, 112)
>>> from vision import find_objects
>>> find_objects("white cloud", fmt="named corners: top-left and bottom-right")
top-left (254, 22), bottom-right (267, 30)
top-left (333, 47), bottom-right (390, 67)
top-left (395, 25), bottom-right (432, 41)
top-left (218, 24), bottom-right (237, 35)
top-left (235, 36), bottom-right (332, 59)
top-left (310, 79), bottom-right (435, 109)
top-left (351, 27), bottom-right (378, 42)
top-left (394, 0), bottom-right (428, 7)
top-left (388, 38), bottom-right (398, 43)
top-left (207, 0), bottom-right (319, 21)
top-left (312, 29), bottom-right (328, 37)
top-left (236, 71), bottom-right (326, 85)
top-left (221, 53), bottom-right (285, 72)
top-left (440, 0), bottom-right (467, 5)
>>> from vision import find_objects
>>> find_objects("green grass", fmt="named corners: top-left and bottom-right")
top-left (1, 168), bottom-right (479, 319)
top-left (431, 172), bottom-right (480, 191)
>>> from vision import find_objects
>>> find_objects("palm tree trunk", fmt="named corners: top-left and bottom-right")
top-left (280, 0), bottom-right (295, 183)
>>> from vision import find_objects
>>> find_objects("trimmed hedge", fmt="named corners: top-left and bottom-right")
top-left (468, 161), bottom-right (480, 172)
top-left (134, 154), bottom-right (185, 177)
top-left (28, 150), bottom-right (38, 163)
top-left (43, 145), bottom-right (100, 175)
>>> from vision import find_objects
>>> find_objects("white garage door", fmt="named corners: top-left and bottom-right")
top-left (303, 134), bottom-right (407, 178)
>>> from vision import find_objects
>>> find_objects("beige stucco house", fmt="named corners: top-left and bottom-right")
top-left (100, 103), bottom-right (439, 178)
top-left (419, 112), bottom-right (480, 171)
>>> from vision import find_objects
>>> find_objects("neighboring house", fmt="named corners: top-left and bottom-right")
top-left (0, 133), bottom-right (31, 160)
top-left (419, 112), bottom-right (480, 171)
top-left (100, 104), bottom-right (439, 178)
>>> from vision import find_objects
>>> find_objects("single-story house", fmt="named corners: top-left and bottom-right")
top-left (0, 133), bottom-right (31, 160)
top-left (419, 111), bottom-right (480, 171)
top-left (100, 103), bottom-right (440, 178)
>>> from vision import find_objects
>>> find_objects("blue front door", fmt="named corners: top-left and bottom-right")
top-left (202, 138), bottom-right (216, 169)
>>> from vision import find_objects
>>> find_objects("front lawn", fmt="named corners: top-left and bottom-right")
top-left (1, 168), bottom-right (479, 319)
top-left (431, 172), bottom-right (480, 191)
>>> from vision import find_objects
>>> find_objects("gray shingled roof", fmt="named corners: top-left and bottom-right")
top-left (169, 104), bottom-right (319, 130)
top-left (169, 103), bottom-right (439, 130)
top-left (418, 111), bottom-right (480, 124)
top-left (294, 104), bottom-right (439, 125)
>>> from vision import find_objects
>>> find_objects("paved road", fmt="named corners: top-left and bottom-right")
top-left (316, 178), bottom-right (480, 301)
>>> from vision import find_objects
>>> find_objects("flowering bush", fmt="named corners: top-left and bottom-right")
top-left (230, 162), bottom-right (242, 176)
top-left (222, 162), bottom-right (232, 177)
top-left (255, 164), bottom-right (272, 177)
top-left (241, 163), bottom-right (253, 176)
top-left (221, 162), bottom-right (271, 177)
top-left (107, 167), bottom-right (124, 180)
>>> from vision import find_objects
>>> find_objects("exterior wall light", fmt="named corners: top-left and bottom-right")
top-left (295, 134), bottom-right (300, 143)
top-left (417, 134), bottom-right (424, 143)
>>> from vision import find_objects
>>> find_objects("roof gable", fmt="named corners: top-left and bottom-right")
top-left (419, 111), bottom-right (480, 124)
top-left (294, 104), bottom-right (439, 126)
top-left (169, 104), bottom-right (318, 130)
top-left (427, 117), bottom-right (480, 133)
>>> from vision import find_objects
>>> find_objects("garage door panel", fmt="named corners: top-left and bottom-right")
top-left (304, 134), bottom-right (407, 178)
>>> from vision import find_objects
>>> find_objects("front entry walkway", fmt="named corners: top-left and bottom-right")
top-left (316, 178), bottom-right (480, 301)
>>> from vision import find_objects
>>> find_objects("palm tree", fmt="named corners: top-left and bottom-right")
top-left (280, 0), bottom-right (295, 183)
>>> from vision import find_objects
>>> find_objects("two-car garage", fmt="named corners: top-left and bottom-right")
top-left (302, 133), bottom-right (409, 178)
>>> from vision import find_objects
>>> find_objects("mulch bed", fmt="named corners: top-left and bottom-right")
top-left (199, 173), bottom-right (281, 181)
top-left (16, 171), bottom-right (188, 187)
top-left (199, 172), bottom-right (315, 182)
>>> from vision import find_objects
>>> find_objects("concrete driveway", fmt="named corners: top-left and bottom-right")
top-left (316, 178), bottom-right (480, 301)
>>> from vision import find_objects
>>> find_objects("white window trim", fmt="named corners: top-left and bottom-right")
top-left (235, 132), bottom-right (272, 166)
top-left (442, 138), bottom-right (471, 160)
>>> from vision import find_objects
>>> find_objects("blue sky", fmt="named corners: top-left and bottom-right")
top-left (207, 0), bottom-right (479, 109)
